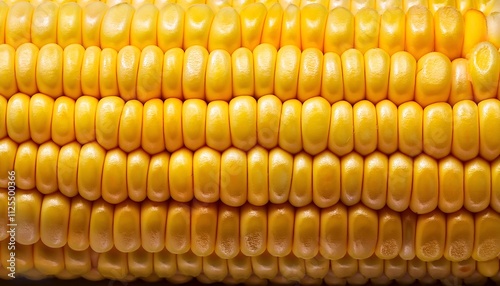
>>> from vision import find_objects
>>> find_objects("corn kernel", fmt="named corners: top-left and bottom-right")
top-left (35, 141), bottom-right (59, 194)
top-left (342, 49), bottom-right (366, 104)
top-left (77, 142), bottom-right (106, 201)
top-left (438, 156), bottom-right (464, 214)
top-left (165, 201), bottom-right (191, 254)
top-left (52, 96), bottom-right (76, 146)
top-left (130, 4), bottom-right (159, 49)
top-left (348, 204), bottom-right (378, 260)
top-left (365, 49), bottom-right (391, 103)
top-left (169, 148), bottom-right (194, 202)
top-left (280, 4), bottom-right (301, 48)
top-left (208, 7), bottom-right (241, 53)
top-left (128, 247), bottom-right (154, 278)
top-left (415, 209), bottom-right (446, 261)
top-left (14, 141), bottom-right (38, 190)
top-left (449, 58), bottom-right (473, 105)
top-left (312, 151), bottom-right (341, 208)
top-left (289, 153), bottom-right (313, 207)
top-left (388, 51), bottom-right (416, 105)
top-left (275, 45), bottom-right (301, 101)
top-left (215, 204), bottom-right (240, 259)
top-left (57, 142), bottom-right (81, 197)
top-left (473, 208), bottom-right (500, 261)
top-left (102, 148), bottom-right (128, 204)
top-left (261, 3), bottom-right (283, 49)
top-left (193, 147), bottom-right (221, 203)
top-left (298, 48), bottom-right (323, 102)
top-left (206, 50), bottom-right (232, 102)
top-left (362, 151), bottom-right (388, 210)
top-left (220, 147), bottom-right (248, 207)
top-left (267, 202), bottom-right (294, 257)
top-left (434, 6), bottom-right (464, 61)
top-left (100, 3), bottom-right (135, 51)
top-left (462, 9), bottom-right (487, 58)
top-left (68, 197), bottom-right (92, 251)
top-left (468, 41), bottom-right (500, 101)
top-left (58, 3), bottom-right (83, 48)
top-left (301, 97), bottom-right (330, 155)
top-left (278, 99), bottom-right (302, 154)
top-left (387, 152), bottom-right (412, 212)
top-left (359, 255), bottom-right (384, 278)
top-left (163, 98), bottom-right (184, 152)
top-left (146, 152), bottom-right (170, 202)
top-left (379, 8), bottom-right (406, 56)
top-left (34, 240), bottom-right (65, 276)
top-left (137, 45), bottom-right (163, 102)
top-left (400, 209), bottom-right (417, 260)
top-left (191, 200), bottom-right (218, 257)
top-left (444, 209), bottom-right (474, 262)
top-left (247, 146), bottom-right (270, 206)
top-left (340, 152), bottom-right (363, 206)
top-left (405, 5), bottom-right (434, 61)
top-left (300, 4), bottom-right (327, 51)
top-left (319, 204), bottom-right (347, 260)
top-left (478, 99), bottom-right (500, 161)
top-left (321, 52), bottom-right (344, 103)
top-left (182, 46), bottom-right (209, 100)
top-left (82, 2), bottom-right (107, 48)
top-left (355, 8), bottom-right (380, 54)
top-left (89, 199), bottom-right (114, 253)
top-left (5, 2), bottom-right (33, 49)
top-left (15, 190), bottom-right (42, 245)
top-left (184, 5), bottom-right (214, 49)
top-left (415, 52), bottom-right (452, 107)
top-left (80, 46), bottom-right (101, 98)
top-left (158, 4), bottom-right (185, 52)
top-left (253, 44), bottom-right (277, 97)
top-left (240, 204), bottom-right (267, 256)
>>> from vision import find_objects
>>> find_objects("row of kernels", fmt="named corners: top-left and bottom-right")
top-left (0, 240), bottom-right (498, 284)
top-left (2, 41), bottom-right (498, 106)
top-left (2, 1), bottom-right (499, 57)
top-left (2, 0), bottom-right (500, 14)
top-left (1, 190), bottom-right (499, 262)
top-left (3, 93), bottom-right (500, 161)
top-left (2, 136), bottom-right (500, 213)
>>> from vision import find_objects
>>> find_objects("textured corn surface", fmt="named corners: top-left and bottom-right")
top-left (1, 190), bottom-right (500, 283)
top-left (1, 239), bottom-right (499, 285)
top-left (1, 241), bottom-right (500, 286)
top-left (3, 94), bottom-right (500, 160)
top-left (1, 0), bottom-right (500, 284)
top-left (1, 190), bottom-right (500, 262)
top-left (2, 136), bottom-right (500, 212)
top-left (1, 3), bottom-right (500, 54)
top-left (1, 42), bottom-right (499, 103)
top-left (2, 0), bottom-right (500, 14)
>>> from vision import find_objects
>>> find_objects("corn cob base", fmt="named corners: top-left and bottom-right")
top-left (1, 190), bottom-right (500, 284)
top-left (1, 242), bottom-right (500, 285)
top-left (1, 243), bottom-right (500, 285)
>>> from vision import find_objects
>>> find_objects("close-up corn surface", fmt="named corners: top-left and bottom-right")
top-left (1, 0), bottom-right (500, 285)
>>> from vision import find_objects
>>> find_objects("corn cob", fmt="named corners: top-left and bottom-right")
top-left (2, 0), bottom-right (500, 284)
top-left (1, 42), bottom-right (499, 105)
top-left (2, 1), bottom-right (500, 57)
